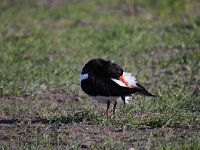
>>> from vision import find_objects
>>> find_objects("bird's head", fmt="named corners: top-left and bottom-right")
top-left (81, 59), bottom-right (123, 79)
top-left (108, 63), bottom-right (123, 79)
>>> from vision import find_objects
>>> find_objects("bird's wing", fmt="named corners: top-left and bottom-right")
top-left (81, 75), bottom-right (141, 97)
top-left (112, 73), bottom-right (155, 97)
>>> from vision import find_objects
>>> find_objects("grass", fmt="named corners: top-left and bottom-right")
top-left (0, 0), bottom-right (200, 149)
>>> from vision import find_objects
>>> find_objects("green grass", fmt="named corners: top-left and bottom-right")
top-left (0, 0), bottom-right (200, 149)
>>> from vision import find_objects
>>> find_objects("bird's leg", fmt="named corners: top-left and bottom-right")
top-left (121, 96), bottom-right (126, 107)
top-left (113, 101), bottom-right (117, 115)
top-left (121, 96), bottom-right (127, 115)
top-left (106, 101), bottom-right (110, 118)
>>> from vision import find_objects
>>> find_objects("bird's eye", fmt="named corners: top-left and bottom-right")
top-left (117, 70), bottom-right (121, 73)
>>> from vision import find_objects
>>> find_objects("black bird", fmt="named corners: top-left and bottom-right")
top-left (80, 58), bottom-right (154, 117)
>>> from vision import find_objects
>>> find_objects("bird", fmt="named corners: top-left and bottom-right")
top-left (80, 58), bottom-right (155, 118)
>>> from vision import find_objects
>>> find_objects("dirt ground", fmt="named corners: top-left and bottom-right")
top-left (1, 89), bottom-right (200, 149)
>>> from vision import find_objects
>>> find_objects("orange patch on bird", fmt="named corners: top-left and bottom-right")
top-left (119, 76), bottom-right (129, 87)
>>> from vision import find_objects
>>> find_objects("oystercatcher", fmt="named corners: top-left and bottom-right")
top-left (80, 58), bottom-right (154, 117)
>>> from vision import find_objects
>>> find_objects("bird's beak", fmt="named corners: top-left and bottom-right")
top-left (119, 76), bottom-right (129, 87)
top-left (119, 76), bottom-right (125, 82)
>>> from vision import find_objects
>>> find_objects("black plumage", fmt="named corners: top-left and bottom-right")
top-left (80, 58), bottom-right (154, 117)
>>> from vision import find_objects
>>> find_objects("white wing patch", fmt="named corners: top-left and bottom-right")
top-left (111, 78), bottom-right (126, 87)
top-left (123, 72), bottom-right (137, 87)
top-left (111, 72), bottom-right (137, 88)
top-left (80, 74), bottom-right (89, 82)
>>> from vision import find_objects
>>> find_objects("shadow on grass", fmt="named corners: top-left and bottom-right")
top-left (0, 109), bottom-right (104, 125)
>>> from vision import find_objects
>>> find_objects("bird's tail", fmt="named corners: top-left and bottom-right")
top-left (134, 83), bottom-right (155, 97)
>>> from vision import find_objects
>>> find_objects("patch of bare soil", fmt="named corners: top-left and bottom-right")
top-left (0, 87), bottom-right (200, 149)
top-left (64, 122), bottom-right (129, 148)
top-left (0, 120), bottom-right (200, 149)
top-left (1, 88), bottom-right (82, 106)
top-left (0, 122), bottom-right (125, 148)
top-left (0, 88), bottom-right (83, 122)
top-left (1, 95), bottom-right (30, 102)
top-left (39, 88), bottom-right (82, 103)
